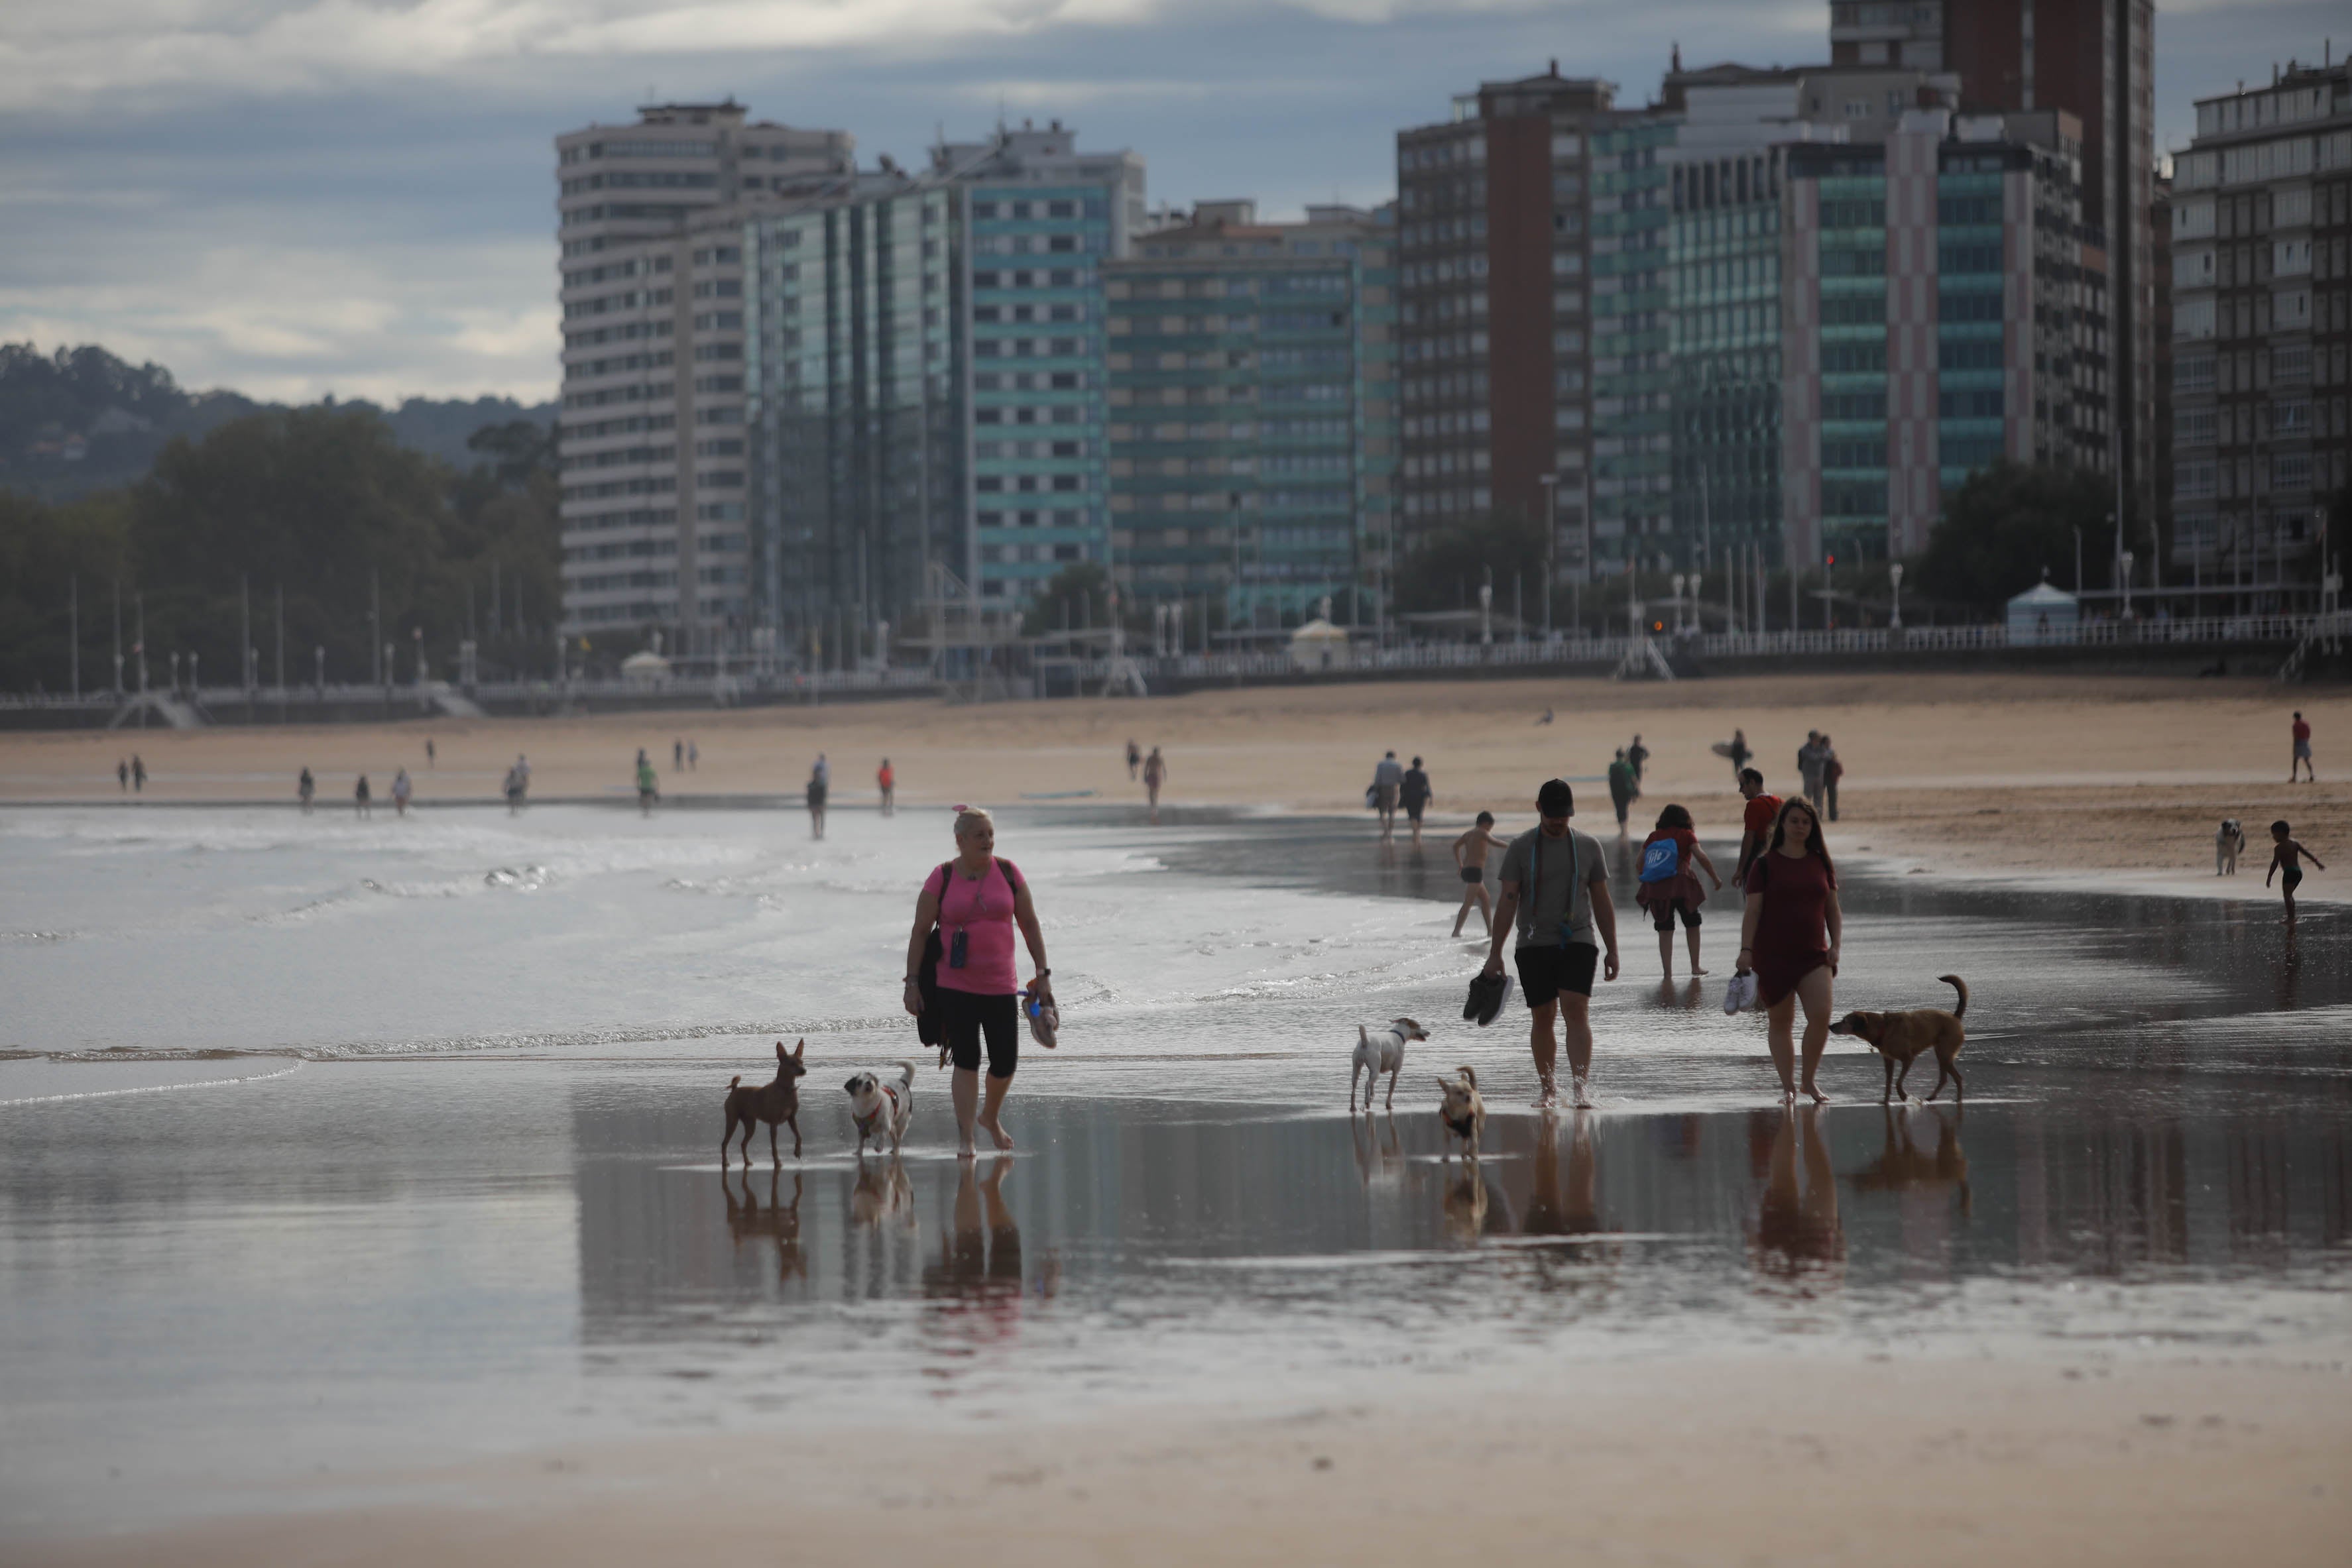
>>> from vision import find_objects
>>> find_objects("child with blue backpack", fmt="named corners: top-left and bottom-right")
top-left (1633, 803), bottom-right (1725, 981)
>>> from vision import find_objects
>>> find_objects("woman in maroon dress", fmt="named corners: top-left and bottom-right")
top-left (1735, 798), bottom-right (1842, 1103)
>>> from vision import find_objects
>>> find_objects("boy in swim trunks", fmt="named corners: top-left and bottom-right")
top-left (2265, 819), bottom-right (2325, 923)
top-left (1451, 811), bottom-right (1507, 938)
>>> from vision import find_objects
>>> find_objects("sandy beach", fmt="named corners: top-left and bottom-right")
top-left (22, 1355), bottom-right (2347, 1567)
top-left (10, 672), bottom-right (2345, 887)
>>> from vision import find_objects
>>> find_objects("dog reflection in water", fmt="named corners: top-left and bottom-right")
top-left (1352, 1109), bottom-right (1405, 1192)
top-left (850, 1154), bottom-right (917, 1230)
top-left (723, 1168), bottom-right (805, 1282)
top-left (1441, 1164), bottom-right (1492, 1243)
top-left (1852, 1105), bottom-right (1971, 1214)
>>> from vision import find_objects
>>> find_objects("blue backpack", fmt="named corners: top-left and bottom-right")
top-left (1638, 835), bottom-right (1681, 883)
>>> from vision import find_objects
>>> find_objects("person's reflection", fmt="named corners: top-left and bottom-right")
top-left (1751, 1105), bottom-right (1844, 1284)
top-left (1521, 1109), bottom-right (1604, 1239)
top-left (2279, 921), bottom-right (2301, 1008)
top-left (922, 1156), bottom-right (1035, 1337)
top-left (1653, 976), bottom-right (1706, 1011)
top-left (1852, 1105), bottom-right (1971, 1215)
top-left (723, 1167), bottom-right (805, 1283)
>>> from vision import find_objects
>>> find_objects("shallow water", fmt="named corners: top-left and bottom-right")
top-left (1, 804), bottom-right (2347, 1537)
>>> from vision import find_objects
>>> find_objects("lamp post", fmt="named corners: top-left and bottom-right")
top-left (1478, 568), bottom-right (1494, 648)
top-left (1671, 573), bottom-right (1686, 636)
top-left (2120, 549), bottom-right (2136, 621)
top-left (1539, 473), bottom-right (1558, 641)
top-left (1690, 573), bottom-right (1703, 639)
top-left (1889, 561), bottom-right (1905, 630)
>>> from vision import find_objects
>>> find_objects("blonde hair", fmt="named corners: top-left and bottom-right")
top-left (952, 805), bottom-right (995, 838)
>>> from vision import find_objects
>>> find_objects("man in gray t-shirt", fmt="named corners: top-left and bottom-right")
top-left (1482, 777), bottom-right (1619, 1109)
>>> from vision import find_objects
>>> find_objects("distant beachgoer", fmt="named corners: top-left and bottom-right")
top-left (1126, 739), bottom-right (1142, 780)
top-left (2265, 819), bottom-right (2325, 924)
top-left (813, 752), bottom-right (830, 790)
top-left (1142, 746), bottom-right (1167, 824)
top-left (1400, 756), bottom-right (1434, 848)
top-left (391, 767), bottom-right (412, 817)
top-left (674, 738), bottom-right (684, 771)
top-left (1819, 736), bottom-right (1844, 822)
top-left (688, 740), bottom-right (699, 771)
top-left (1797, 732), bottom-right (1827, 816)
top-left (502, 763), bottom-right (524, 814)
top-left (807, 759), bottom-right (829, 838)
top-left (902, 806), bottom-right (1055, 1156)
top-left (1537, 707), bottom-right (1555, 726)
top-left (298, 767), bottom-right (315, 814)
top-left (1607, 749), bottom-right (1639, 832)
top-left (1737, 798), bottom-right (1842, 1105)
top-left (878, 757), bottom-right (896, 817)
top-left (355, 774), bottom-right (372, 819)
top-left (1735, 768), bottom-right (1780, 885)
top-left (131, 755), bottom-right (145, 793)
top-left (1626, 734), bottom-right (1649, 785)
top-left (514, 754), bottom-right (531, 791)
top-left (1635, 803), bottom-right (1724, 981)
top-left (425, 738), bottom-right (436, 768)
top-left (1483, 777), bottom-right (1619, 1109)
top-left (1450, 811), bottom-right (1507, 938)
top-left (1726, 728), bottom-right (1751, 782)
top-left (1372, 750), bottom-right (1404, 840)
top-left (2290, 711), bottom-right (2316, 782)
top-left (637, 752), bottom-right (660, 816)
top-left (117, 758), bottom-right (129, 791)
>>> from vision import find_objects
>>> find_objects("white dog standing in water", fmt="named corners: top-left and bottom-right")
top-left (1351, 1017), bottom-right (1429, 1111)
top-left (2216, 818), bottom-right (2246, 875)
top-left (844, 1062), bottom-right (917, 1155)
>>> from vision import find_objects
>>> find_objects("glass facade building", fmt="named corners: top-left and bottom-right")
top-left (1668, 148), bottom-right (1787, 569)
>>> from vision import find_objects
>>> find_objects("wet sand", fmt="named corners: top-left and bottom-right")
top-left (23, 1356), bottom-right (2347, 1568)
top-left (7, 673), bottom-right (2345, 888)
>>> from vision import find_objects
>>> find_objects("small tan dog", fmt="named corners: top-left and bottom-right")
top-left (1828, 975), bottom-right (1968, 1103)
top-left (1435, 1066), bottom-right (1486, 1160)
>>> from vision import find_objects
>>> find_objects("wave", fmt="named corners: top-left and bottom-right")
top-left (0, 1059), bottom-right (304, 1107)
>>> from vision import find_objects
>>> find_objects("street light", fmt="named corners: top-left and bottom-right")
top-left (1671, 573), bottom-right (1686, 636)
top-left (1538, 474), bottom-right (1558, 641)
top-left (1690, 573), bottom-right (1704, 637)
top-left (2120, 549), bottom-right (2136, 621)
top-left (1889, 562), bottom-right (1905, 630)
top-left (1478, 568), bottom-right (1494, 648)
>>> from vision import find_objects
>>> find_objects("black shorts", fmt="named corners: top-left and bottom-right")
top-left (1649, 898), bottom-right (1701, 932)
top-left (1405, 799), bottom-right (1427, 822)
top-left (1515, 943), bottom-right (1599, 1007)
top-left (936, 988), bottom-right (1018, 1078)
top-left (2284, 866), bottom-right (2304, 893)
top-left (1460, 865), bottom-right (1484, 885)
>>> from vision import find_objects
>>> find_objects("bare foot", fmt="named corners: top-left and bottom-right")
top-left (1690, 966), bottom-right (1710, 977)
top-left (1571, 1077), bottom-right (1594, 1109)
top-left (1800, 1081), bottom-right (1831, 1105)
top-left (976, 1116), bottom-right (1014, 1151)
top-left (957, 1141), bottom-right (976, 1159)
top-left (1535, 1075), bottom-right (1558, 1108)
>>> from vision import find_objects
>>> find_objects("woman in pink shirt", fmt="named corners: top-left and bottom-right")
top-left (904, 807), bottom-right (1055, 1154)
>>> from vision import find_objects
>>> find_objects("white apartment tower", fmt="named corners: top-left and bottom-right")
top-left (555, 103), bottom-right (854, 651)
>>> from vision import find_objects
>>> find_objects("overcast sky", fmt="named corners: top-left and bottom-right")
top-left (0, 0), bottom-right (2337, 405)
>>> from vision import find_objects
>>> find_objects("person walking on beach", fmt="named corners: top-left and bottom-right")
top-left (2265, 819), bottom-right (2325, 924)
top-left (1372, 750), bottom-right (1404, 840)
top-left (1635, 803), bottom-right (1724, 981)
top-left (878, 757), bottom-right (896, 817)
top-left (1126, 739), bottom-right (1142, 780)
top-left (1735, 799), bottom-right (1842, 1105)
top-left (1142, 746), bottom-right (1168, 823)
top-left (1482, 777), bottom-right (1620, 1109)
top-left (689, 740), bottom-right (699, 771)
top-left (1726, 728), bottom-right (1751, 783)
top-left (1400, 756), bottom-right (1434, 848)
top-left (1819, 735), bottom-right (1844, 823)
top-left (298, 767), bottom-right (315, 814)
top-left (391, 767), bottom-right (412, 818)
top-left (425, 738), bottom-right (436, 768)
top-left (131, 755), bottom-right (145, 793)
top-left (1734, 767), bottom-right (1780, 885)
top-left (117, 758), bottom-right (129, 791)
top-left (512, 754), bottom-right (531, 810)
top-left (354, 774), bottom-right (372, 819)
top-left (1797, 732), bottom-right (1828, 816)
top-left (903, 807), bottom-right (1055, 1156)
top-left (502, 761), bottom-right (525, 814)
top-left (2290, 712), bottom-right (2316, 781)
top-left (807, 757), bottom-right (829, 839)
top-left (1607, 749), bottom-right (1639, 834)
top-left (1451, 811), bottom-right (1507, 938)
top-left (674, 738), bottom-right (685, 772)
top-left (1626, 734), bottom-right (1650, 785)
top-left (636, 750), bottom-right (660, 816)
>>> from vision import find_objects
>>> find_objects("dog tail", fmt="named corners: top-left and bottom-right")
top-left (895, 1060), bottom-right (917, 1088)
top-left (1938, 974), bottom-right (1968, 1019)
top-left (1458, 1065), bottom-right (1478, 1088)
top-left (728, 1074), bottom-right (742, 1089)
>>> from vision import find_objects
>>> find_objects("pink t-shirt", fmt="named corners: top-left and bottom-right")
top-left (933, 858), bottom-right (1022, 995)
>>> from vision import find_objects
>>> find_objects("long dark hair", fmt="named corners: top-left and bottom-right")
top-left (1768, 797), bottom-right (1834, 878)
top-left (1654, 803), bottom-right (1693, 832)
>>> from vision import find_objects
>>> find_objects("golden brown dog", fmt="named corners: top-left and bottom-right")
top-left (1828, 975), bottom-right (1968, 1103)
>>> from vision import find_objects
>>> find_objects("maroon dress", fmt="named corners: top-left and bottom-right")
top-left (1744, 850), bottom-right (1836, 1006)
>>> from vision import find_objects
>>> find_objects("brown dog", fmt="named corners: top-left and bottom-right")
top-left (723, 1040), bottom-right (808, 1165)
top-left (1828, 975), bottom-right (1967, 1102)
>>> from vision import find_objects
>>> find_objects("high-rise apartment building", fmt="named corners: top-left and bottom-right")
top-left (554, 103), bottom-right (854, 649)
top-left (2167, 59), bottom-right (2352, 587)
top-left (1104, 201), bottom-right (1397, 633)
top-left (1781, 109), bottom-right (2111, 565)
top-left (1835, 3), bottom-right (2156, 548)
top-left (1395, 69), bottom-right (1614, 571)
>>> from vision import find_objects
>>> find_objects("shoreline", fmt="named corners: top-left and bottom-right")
top-left (17, 1351), bottom-right (2347, 1565)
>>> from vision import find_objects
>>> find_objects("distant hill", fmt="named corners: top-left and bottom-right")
top-left (0, 343), bottom-right (555, 502)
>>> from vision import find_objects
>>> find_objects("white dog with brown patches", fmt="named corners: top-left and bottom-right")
top-left (844, 1062), bottom-right (917, 1155)
top-left (1351, 1017), bottom-right (1429, 1111)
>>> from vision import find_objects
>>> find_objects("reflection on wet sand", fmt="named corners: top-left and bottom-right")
top-left (1350, 1111), bottom-right (1404, 1192)
top-left (849, 1155), bottom-right (915, 1230)
top-left (924, 1157), bottom-right (1049, 1346)
top-left (723, 1168), bottom-right (805, 1283)
top-left (1753, 1107), bottom-right (1845, 1284)
top-left (1851, 1106), bottom-right (1971, 1215)
top-left (1520, 1111), bottom-right (1605, 1241)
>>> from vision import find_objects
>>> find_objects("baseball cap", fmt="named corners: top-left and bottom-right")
top-left (1537, 778), bottom-right (1574, 817)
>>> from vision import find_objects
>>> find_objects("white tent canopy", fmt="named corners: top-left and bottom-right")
top-left (2007, 579), bottom-right (2080, 645)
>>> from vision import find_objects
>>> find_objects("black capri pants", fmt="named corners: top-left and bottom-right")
top-left (935, 988), bottom-right (1019, 1079)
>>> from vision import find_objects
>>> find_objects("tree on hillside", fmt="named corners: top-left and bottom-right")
top-left (1915, 459), bottom-right (2134, 611)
